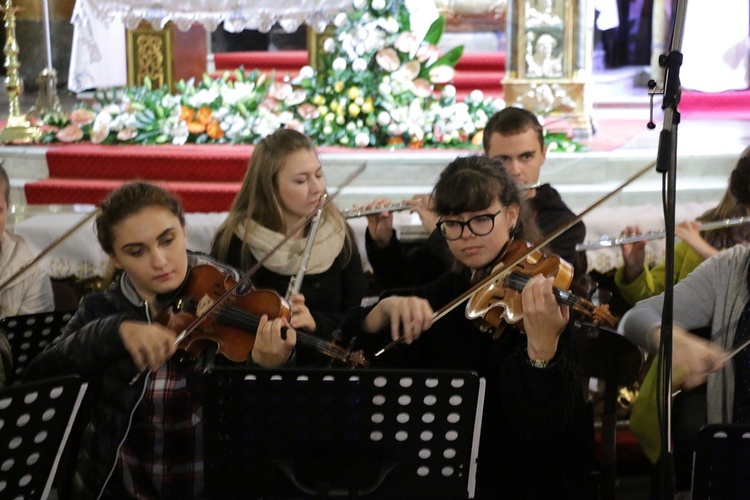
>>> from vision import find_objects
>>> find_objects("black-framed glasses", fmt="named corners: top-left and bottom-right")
top-left (437, 209), bottom-right (503, 241)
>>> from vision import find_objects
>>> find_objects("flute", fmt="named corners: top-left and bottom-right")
top-left (342, 184), bottom-right (542, 219)
top-left (339, 202), bottom-right (411, 219)
top-left (576, 216), bottom-right (750, 251)
top-left (285, 194), bottom-right (327, 300)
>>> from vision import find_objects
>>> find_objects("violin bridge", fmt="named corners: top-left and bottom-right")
top-left (196, 295), bottom-right (216, 317)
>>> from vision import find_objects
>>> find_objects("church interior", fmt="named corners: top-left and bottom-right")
top-left (1, 0), bottom-right (749, 498)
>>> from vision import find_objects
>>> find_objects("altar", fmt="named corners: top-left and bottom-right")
top-left (68, 0), bottom-right (355, 92)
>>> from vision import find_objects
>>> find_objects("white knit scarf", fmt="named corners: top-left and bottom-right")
top-left (235, 216), bottom-right (345, 275)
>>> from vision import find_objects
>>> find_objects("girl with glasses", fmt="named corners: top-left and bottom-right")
top-left (336, 155), bottom-right (594, 498)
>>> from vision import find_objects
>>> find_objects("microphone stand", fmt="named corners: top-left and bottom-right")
top-left (649, 0), bottom-right (689, 497)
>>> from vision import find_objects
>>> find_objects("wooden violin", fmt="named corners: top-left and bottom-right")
top-left (161, 265), bottom-right (369, 368)
top-left (465, 240), bottom-right (618, 337)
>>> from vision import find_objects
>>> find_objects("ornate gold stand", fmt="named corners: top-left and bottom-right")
top-left (503, 0), bottom-right (594, 139)
top-left (0, 0), bottom-right (40, 144)
top-left (127, 21), bottom-right (207, 91)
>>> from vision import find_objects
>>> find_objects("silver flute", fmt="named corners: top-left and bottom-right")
top-left (339, 202), bottom-right (411, 219)
top-left (576, 215), bottom-right (750, 251)
top-left (285, 193), bottom-right (328, 300)
top-left (341, 184), bottom-right (542, 219)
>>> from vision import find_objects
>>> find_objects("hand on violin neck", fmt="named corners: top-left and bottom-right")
top-left (520, 275), bottom-right (568, 359)
top-left (119, 320), bottom-right (177, 373)
top-left (364, 296), bottom-right (433, 343)
top-left (253, 315), bottom-right (296, 367)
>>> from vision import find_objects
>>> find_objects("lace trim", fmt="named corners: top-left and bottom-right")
top-left (78, 0), bottom-right (353, 33)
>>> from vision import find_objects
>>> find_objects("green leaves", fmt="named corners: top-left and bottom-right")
top-left (422, 16), bottom-right (445, 46)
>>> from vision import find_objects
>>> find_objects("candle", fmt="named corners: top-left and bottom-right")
top-left (41, 0), bottom-right (53, 70)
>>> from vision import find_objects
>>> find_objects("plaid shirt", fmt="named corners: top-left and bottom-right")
top-left (113, 357), bottom-right (205, 498)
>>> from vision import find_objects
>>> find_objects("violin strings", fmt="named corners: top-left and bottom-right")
top-left (505, 272), bottom-right (594, 312)
top-left (181, 299), bottom-right (360, 364)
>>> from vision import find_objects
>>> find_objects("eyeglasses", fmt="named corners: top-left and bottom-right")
top-left (437, 209), bottom-right (503, 241)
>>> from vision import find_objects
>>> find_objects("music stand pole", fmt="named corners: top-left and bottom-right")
top-left (653, 0), bottom-right (689, 497)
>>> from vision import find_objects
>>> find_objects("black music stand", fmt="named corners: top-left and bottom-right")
top-left (0, 375), bottom-right (86, 499)
top-left (692, 424), bottom-right (750, 499)
top-left (0, 310), bottom-right (75, 384)
top-left (204, 367), bottom-right (484, 499)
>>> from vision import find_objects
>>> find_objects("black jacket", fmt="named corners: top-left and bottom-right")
top-left (24, 252), bottom-right (242, 499)
top-left (338, 270), bottom-right (595, 498)
top-left (366, 183), bottom-right (587, 289)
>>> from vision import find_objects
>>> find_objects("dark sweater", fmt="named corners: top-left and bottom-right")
top-left (338, 270), bottom-right (595, 498)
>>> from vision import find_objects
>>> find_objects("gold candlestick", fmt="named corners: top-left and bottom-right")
top-left (0, 0), bottom-right (41, 144)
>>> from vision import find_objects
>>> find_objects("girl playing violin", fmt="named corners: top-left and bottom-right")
top-left (337, 155), bottom-right (594, 498)
top-left (212, 128), bottom-right (366, 364)
top-left (25, 182), bottom-right (295, 499)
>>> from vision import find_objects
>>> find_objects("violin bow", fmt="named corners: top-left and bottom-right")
top-left (376, 161), bottom-right (656, 356)
top-left (0, 208), bottom-right (101, 292)
top-left (173, 162), bottom-right (367, 345)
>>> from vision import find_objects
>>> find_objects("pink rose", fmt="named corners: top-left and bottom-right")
top-left (412, 78), bottom-right (433, 98)
top-left (296, 103), bottom-right (320, 120)
top-left (394, 32), bottom-right (418, 54)
top-left (117, 127), bottom-right (137, 141)
top-left (268, 82), bottom-right (292, 101)
top-left (56, 124), bottom-right (84, 142)
top-left (376, 48), bottom-right (400, 72)
top-left (428, 65), bottom-right (456, 84)
top-left (69, 108), bottom-right (95, 126)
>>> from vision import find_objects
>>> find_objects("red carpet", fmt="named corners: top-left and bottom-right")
top-left (45, 144), bottom-right (253, 181)
top-left (680, 89), bottom-right (750, 119)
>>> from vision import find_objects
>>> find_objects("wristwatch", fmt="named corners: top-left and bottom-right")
top-left (527, 353), bottom-right (552, 369)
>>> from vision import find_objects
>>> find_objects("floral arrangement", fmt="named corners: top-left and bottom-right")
top-left (39, 0), bottom-right (577, 150)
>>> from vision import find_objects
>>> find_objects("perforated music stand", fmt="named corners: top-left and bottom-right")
top-left (692, 424), bottom-right (750, 499)
top-left (0, 375), bottom-right (86, 499)
top-left (0, 310), bottom-right (75, 384)
top-left (204, 367), bottom-right (484, 499)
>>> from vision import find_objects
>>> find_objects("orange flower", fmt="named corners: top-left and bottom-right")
top-left (196, 106), bottom-right (213, 125)
top-left (206, 121), bottom-right (224, 139)
top-left (387, 137), bottom-right (404, 146)
top-left (471, 130), bottom-right (484, 146)
top-left (408, 138), bottom-right (424, 148)
top-left (187, 121), bottom-right (206, 134)
top-left (179, 105), bottom-right (195, 122)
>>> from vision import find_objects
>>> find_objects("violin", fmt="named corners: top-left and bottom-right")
top-left (465, 240), bottom-right (618, 337)
top-left (159, 265), bottom-right (369, 368)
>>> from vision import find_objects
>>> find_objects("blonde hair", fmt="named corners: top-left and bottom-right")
top-left (213, 128), bottom-right (352, 270)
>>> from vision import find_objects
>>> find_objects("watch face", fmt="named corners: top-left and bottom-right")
top-left (528, 357), bottom-right (549, 368)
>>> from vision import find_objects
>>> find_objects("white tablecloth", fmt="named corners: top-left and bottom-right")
top-left (68, 0), bottom-right (354, 92)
